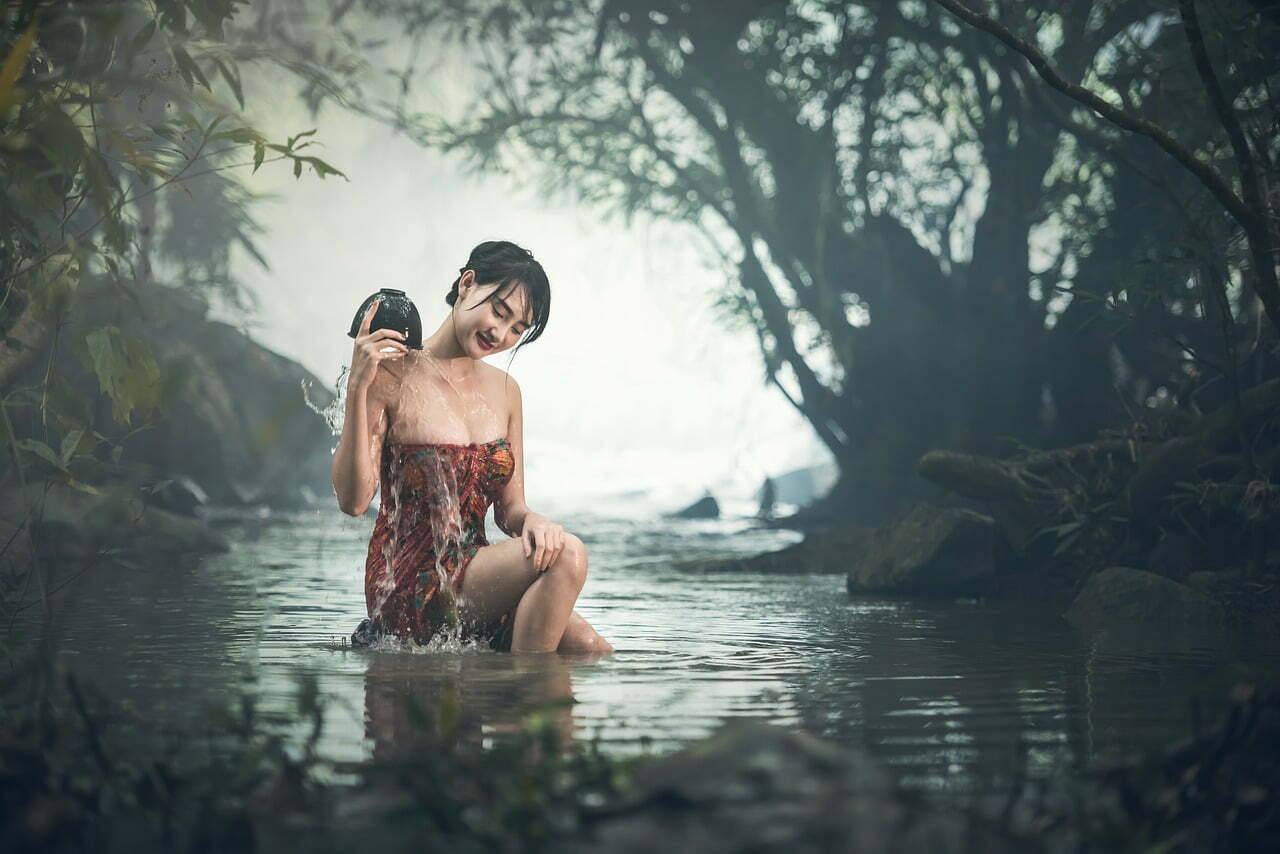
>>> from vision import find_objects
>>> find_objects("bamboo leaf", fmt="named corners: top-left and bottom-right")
top-left (286, 128), bottom-right (318, 149)
top-left (67, 477), bottom-right (103, 496)
top-left (0, 18), bottom-right (37, 114)
top-left (171, 44), bottom-right (211, 92)
top-left (15, 438), bottom-right (63, 471)
top-left (211, 56), bottom-right (244, 109)
top-left (125, 19), bottom-right (158, 62)
top-left (60, 427), bottom-right (85, 468)
top-left (295, 155), bottom-right (348, 180)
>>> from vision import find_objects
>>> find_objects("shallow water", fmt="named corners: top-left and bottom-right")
top-left (31, 503), bottom-right (1280, 797)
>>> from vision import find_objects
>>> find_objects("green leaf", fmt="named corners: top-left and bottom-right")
top-left (293, 157), bottom-right (302, 178)
top-left (211, 126), bottom-right (263, 145)
top-left (47, 369), bottom-right (90, 425)
top-left (26, 252), bottom-right (81, 321)
top-left (211, 56), bottom-right (245, 109)
top-left (125, 19), bottom-right (158, 62)
top-left (60, 427), bottom-right (84, 468)
top-left (150, 121), bottom-right (180, 142)
top-left (34, 105), bottom-right (86, 174)
top-left (81, 150), bottom-right (126, 251)
top-left (295, 155), bottom-right (348, 180)
top-left (252, 141), bottom-right (264, 173)
top-left (171, 44), bottom-right (211, 92)
top-left (15, 438), bottom-right (63, 470)
top-left (286, 128), bottom-right (317, 149)
top-left (72, 326), bottom-right (162, 426)
top-left (67, 477), bottom-right (102, 496)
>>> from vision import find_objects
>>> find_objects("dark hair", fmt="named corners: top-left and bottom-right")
top-left (446, 240), bottom-right (550, 356)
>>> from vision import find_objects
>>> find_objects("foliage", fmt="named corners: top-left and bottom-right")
top-left (0, 652), bottom-right (632, 853)
top-left (0, 1), bottom-right (346, 616)
top-left (297, 0), bottom-right (1280, 526)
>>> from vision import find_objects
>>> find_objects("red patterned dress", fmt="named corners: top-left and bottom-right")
top-left (363, 436), bottom-right (517, 650)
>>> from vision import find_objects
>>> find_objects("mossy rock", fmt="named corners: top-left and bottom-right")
top-left (846, 503), bottom-right (1006, 595)
top-left (1065, 567), bottom-right (1224, 632)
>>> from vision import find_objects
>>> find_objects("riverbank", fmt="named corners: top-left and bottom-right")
top-left (688, 384), bottom-right (1280, 642)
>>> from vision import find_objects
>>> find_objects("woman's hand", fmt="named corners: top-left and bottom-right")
top-left (348, 299), bottom-right (408, 393)
top-left (521, 513), bottom-right (565, 573)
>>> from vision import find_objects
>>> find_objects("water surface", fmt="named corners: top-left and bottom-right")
top-left (35, 503), bottom-right (1280, 797)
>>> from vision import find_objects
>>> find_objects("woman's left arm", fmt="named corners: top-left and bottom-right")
top-left (494, 376), bottom-right (565, 571)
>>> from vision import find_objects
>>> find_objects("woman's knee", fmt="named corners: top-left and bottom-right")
top-left (549, 532), bottom-right (587, 588)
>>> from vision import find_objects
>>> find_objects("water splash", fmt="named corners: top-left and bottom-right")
top-left (300, 365), bottom-right (350, 437)
top-left (331, 353), bottom-right (507, 652)
top-left (367, 444), bottom-right (471, 649)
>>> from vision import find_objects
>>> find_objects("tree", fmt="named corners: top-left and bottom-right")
top-left (1, 0), bottom-right (344, 619)
top-left (302, 0), bottom-right (1272, 526)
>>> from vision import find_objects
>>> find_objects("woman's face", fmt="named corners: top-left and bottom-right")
top-left (455, 274), bottom-right (534, 358)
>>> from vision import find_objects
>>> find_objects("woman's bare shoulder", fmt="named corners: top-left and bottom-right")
top-left (480, 362), bottom-right (520, 394)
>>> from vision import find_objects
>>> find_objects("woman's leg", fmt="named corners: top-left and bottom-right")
top-left (509, 533), bottom-right (588, 651)
top-left (557, 610), bottom-right (614, 654)
top-left (456, 533), bottom-right (589, 652)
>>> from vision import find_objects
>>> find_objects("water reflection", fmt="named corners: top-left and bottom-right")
top-left (20, 506), bottom-right (1280, 804)
top-left (362, 649), bottom-right (605, 758)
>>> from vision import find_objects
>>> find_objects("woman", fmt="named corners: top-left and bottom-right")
top-left (331, 240), bottom-right (613, 654)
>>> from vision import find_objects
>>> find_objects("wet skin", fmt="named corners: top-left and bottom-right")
top-left (362, 276), bottom-right (613, 654)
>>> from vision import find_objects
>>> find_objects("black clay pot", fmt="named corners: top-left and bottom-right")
top-left (348, 288), bottom-right (423, 350)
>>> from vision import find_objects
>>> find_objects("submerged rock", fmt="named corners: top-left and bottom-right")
top-left (19, 482), bottom-right (228, 560)
top-left (568, 719), bottom-right (1024, 853)
top-left (669, 525), bottom-right (874, 573)
top-left (666, 494), bottom-right (720, 519)
top-left (845, 503), bottom-right (1006, 595)
top-left (1065, 567), bottom-right (1224, 632)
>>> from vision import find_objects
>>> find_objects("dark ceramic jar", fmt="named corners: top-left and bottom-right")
top-left (348, 288), bottom-right (423, 350)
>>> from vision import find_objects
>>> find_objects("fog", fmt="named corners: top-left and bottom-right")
top-left (210, 42), bottom-right (828, 518)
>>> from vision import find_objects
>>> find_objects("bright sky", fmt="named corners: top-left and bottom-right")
top-left (216, 26), bottom-right (830, 518)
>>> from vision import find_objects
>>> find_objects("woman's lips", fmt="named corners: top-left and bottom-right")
top-left (477, 333), bottom-right (495, 351)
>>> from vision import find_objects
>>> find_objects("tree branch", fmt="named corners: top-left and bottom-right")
top-left (928, 0), bottom-right (1280, 332)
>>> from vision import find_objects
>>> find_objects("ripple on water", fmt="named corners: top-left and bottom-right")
top-left (25, 508), bottom-right (1280, 797)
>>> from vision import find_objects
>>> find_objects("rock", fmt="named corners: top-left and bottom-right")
top-left (1146, 532), bottom-right (1203, 579)
top-left (845, 503), bottom-right (1005, 595)
top-left (26, 482), bottom-right (229, 560)
top-left (666, 494), bottom-right (720, 519)
top-left (21, 282), bottom-right (340, 511)
top-left (669, 525), bottom-right (874, 574)
top-left (1185, 569), bottom-right (1245, 594)
top-left (567, 719), bottom-right (1023, 853)
top-left (762, 461), bottom-right (839, 507)
top-left (1065, 567), bottom-right (1224, 632)
top-left (148, 474), bottom-right (210, 517)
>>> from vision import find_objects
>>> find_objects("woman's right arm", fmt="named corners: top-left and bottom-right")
top-left (332, 300), bottom-right (407, 516)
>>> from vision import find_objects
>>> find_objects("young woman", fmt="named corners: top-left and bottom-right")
top-left (331, 240), bottom-right (613, 655)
